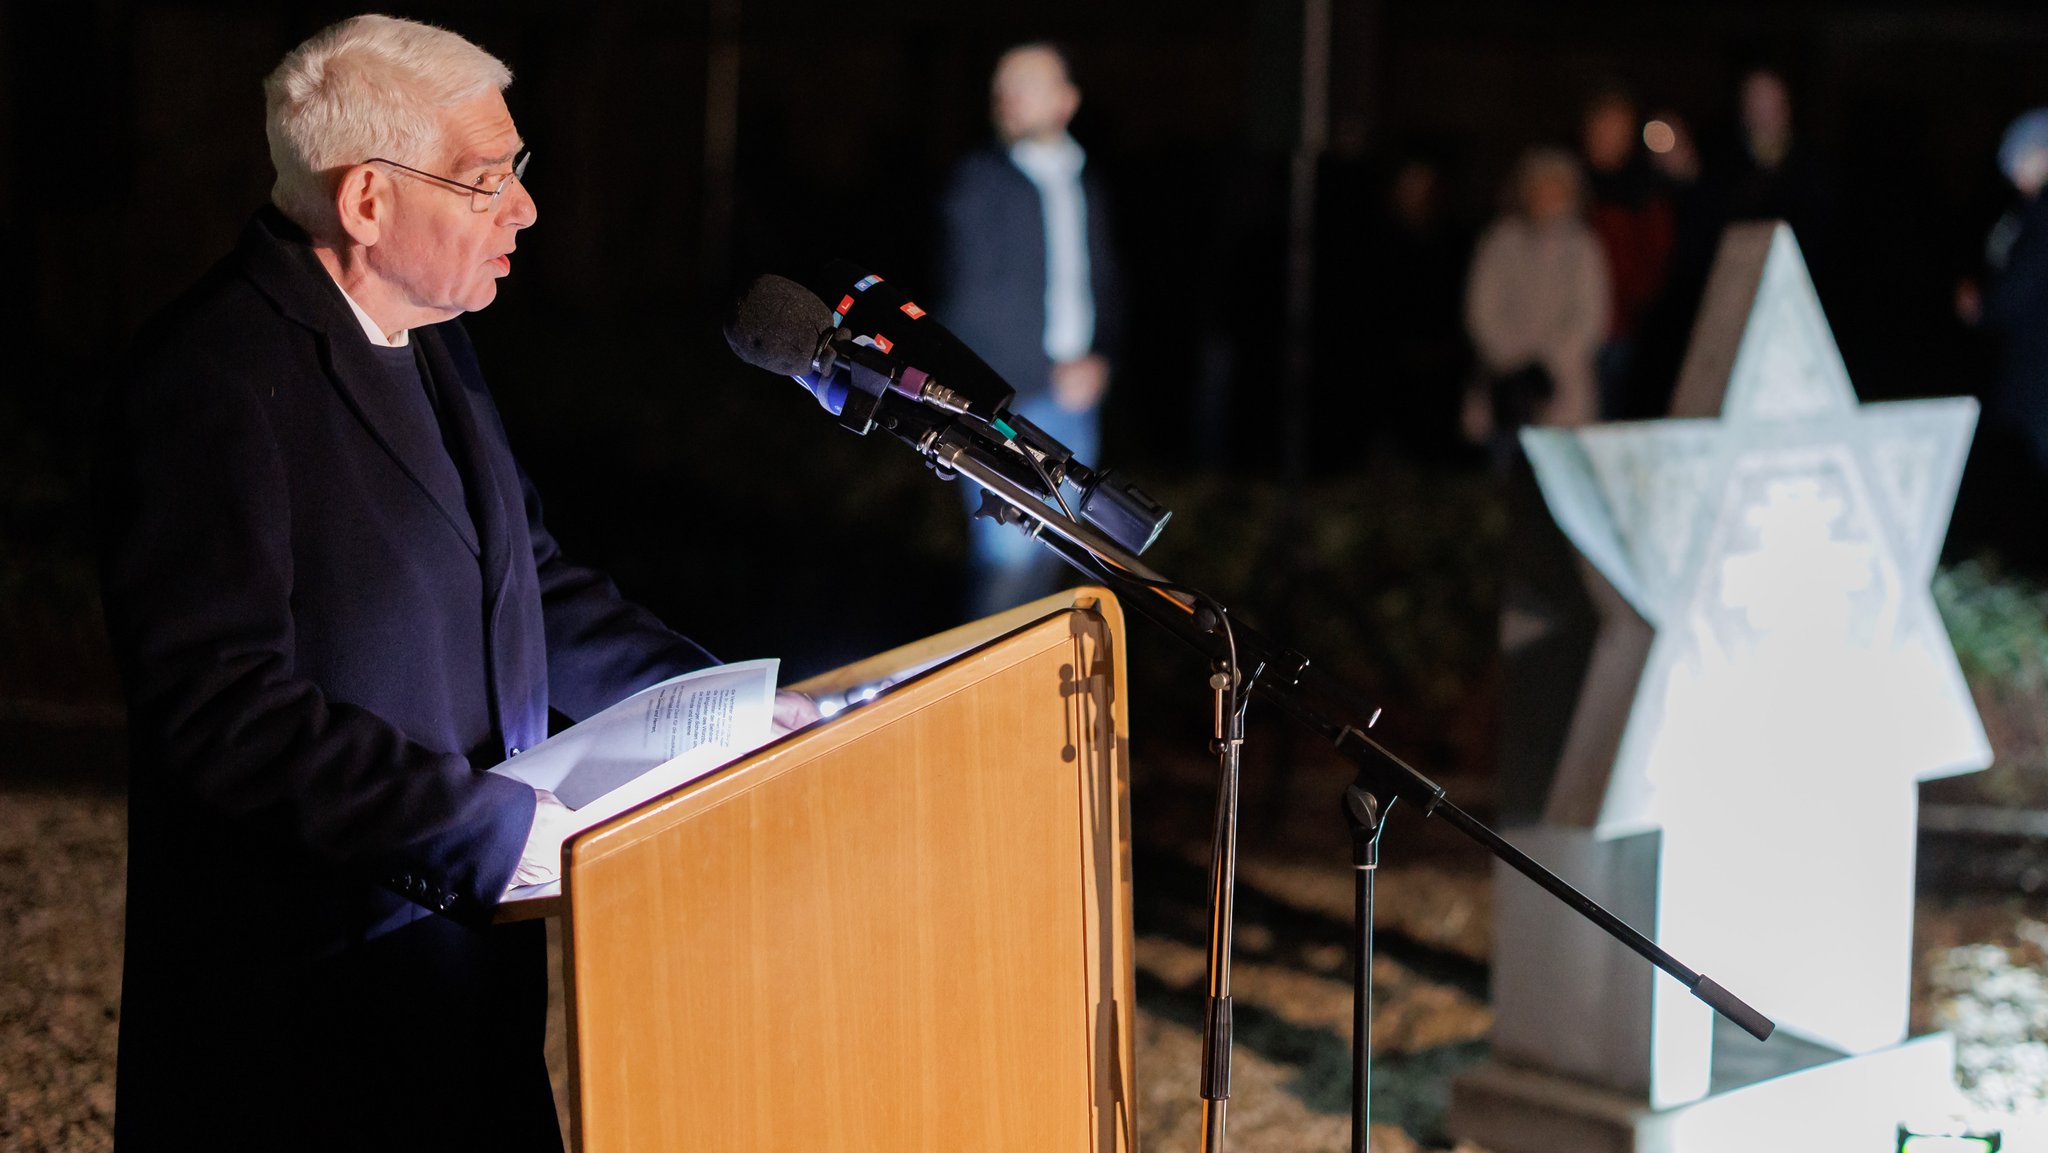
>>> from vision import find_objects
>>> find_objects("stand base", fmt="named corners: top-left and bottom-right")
top-left (1448, 1032), bottom-right (1967, 1153)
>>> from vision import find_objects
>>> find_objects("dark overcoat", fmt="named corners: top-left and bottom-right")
top-left (1986, 192), bottom-right (2048, 473)
top-left (97, 209), bottom-right (714, 1151)
top-left (936, 142), bottom-right (1123, 399)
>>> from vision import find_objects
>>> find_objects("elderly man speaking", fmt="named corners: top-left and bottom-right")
top-left (97, 15), bottom-right (810, 1150)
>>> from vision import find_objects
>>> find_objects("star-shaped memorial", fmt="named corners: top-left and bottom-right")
top-left (1509, 222), bottom-right (1990, 1103)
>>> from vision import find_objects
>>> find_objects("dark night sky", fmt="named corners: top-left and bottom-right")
top-left (7, 0), bottom-right (2048, 682)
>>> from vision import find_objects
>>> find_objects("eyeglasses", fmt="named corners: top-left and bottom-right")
top-left (364, 149), bottom-right (531, 213)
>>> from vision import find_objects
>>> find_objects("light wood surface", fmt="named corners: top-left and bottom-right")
top-left (561, 589), bottom-right (1136, 1153)
top-left (785, 588), bottom-right (1108, 702)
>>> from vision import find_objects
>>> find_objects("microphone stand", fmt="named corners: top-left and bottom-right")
top-left (1200, 656), bottom-right (1246, 1153)
top-left (901, 413), bottom-right (1776, 1153)
top-left (1345, 784), bottom-right (1390, 1153)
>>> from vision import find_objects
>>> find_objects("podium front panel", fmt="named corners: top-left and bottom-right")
top-left (562, 594), bottom-right (1135, 1153)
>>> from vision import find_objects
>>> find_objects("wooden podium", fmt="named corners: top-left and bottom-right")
top-left (551, 588), bottom-right (1137, 1152)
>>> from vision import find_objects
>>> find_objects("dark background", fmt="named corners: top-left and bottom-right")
top-left (8, 11), bottom-right (2048, 1145)
top-left (6, 0), bottom-right (2047, 702)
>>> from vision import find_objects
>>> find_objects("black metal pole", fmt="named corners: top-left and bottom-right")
top-left (1345, 785), bottom-right (1391, 1153)
top-left (1199, 666), bottom-right (1246, 1153)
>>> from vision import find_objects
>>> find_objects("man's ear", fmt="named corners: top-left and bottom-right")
top-left (333, 165), bottom-right (386, 248)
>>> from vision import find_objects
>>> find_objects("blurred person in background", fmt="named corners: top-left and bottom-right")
top-left (1369, 154), bottom-right (1474, 462)
top-left (1630, 107), bottom-right (1724, 418)
top-left (1722, 68), bottom-right (1832, 272)
top-left (938, 42), bottom-right (1122, 619)
top-left (1463, 147), bottom-right (1611, 464)
top-left (1317, 149), bottom-right (1473, 470)
top-left (1954, 109), bottom-right (2048, 571)
top-left (1580, 88), bottom-right (1675, 420)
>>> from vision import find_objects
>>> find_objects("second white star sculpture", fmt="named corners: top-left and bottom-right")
top-left (1451, 222), bottom-right (1990, 1151)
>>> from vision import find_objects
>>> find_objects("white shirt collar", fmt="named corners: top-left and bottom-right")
top-left (330, 277), bottom-right (410, 348)
top-left (1009, 133), bottom-right (1086, 183)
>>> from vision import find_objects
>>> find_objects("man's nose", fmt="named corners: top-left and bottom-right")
top-left (500, 177), bottom-right (537, 228)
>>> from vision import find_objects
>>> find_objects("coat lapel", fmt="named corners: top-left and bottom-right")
top-left (321, 330), bottom-right (481, 556)
top-left (235, 210), bottom-right (481, 557)
top-left (414, 320), bottom-right (548, 756)
top-left (413, 328), bottom-right (515, 607)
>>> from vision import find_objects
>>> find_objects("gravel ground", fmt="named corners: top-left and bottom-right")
top-left (2, 792), bottom-right (123, 1153)
top-left (8, 782), bottom-right (2046, 1152)
top-left (4, 787), bottom-right (1495, 1152)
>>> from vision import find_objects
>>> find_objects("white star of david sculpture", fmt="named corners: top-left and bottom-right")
top-left (1500, 222), bottom-right (1990, 1109)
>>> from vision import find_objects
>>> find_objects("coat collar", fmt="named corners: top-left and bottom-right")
top-left (233, 209), bottom-right (502, 562)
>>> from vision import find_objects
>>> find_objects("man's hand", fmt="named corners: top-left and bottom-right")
top-left (1050, 354), bottom-right (1109, 414)
top-left (772, 689), bottom-right (822, 735)
top-left (510, 789), bottom-right (574, 890)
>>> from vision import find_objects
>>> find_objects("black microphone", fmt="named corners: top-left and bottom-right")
top-left (724, 270), bottom-right (1172, 555)
top-left (723, 272), bottom-right (831, 379)
top-left (808, 261), bottom-right (1019, 418)
top-left (724, 274), bottom-right (992, 421)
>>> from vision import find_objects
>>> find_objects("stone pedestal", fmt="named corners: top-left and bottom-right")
top-left (1450, 1032), bottom-right (1967, 1153)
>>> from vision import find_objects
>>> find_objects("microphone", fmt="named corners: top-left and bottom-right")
top-left (809, 260), bottom-right (1019, 418)
top-left (722, 272), bottom-right (831, 378)
top-left (724, 268), bottom-right (1172, 556)
top-left (724, 274), bottom-right (992, 422)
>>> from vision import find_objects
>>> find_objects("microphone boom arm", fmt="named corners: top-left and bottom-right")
top-left (921, 414), bottom-right (1776, 1044)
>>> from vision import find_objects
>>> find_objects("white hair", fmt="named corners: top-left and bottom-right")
top-left (263, 14), bottom-right (513, 234)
